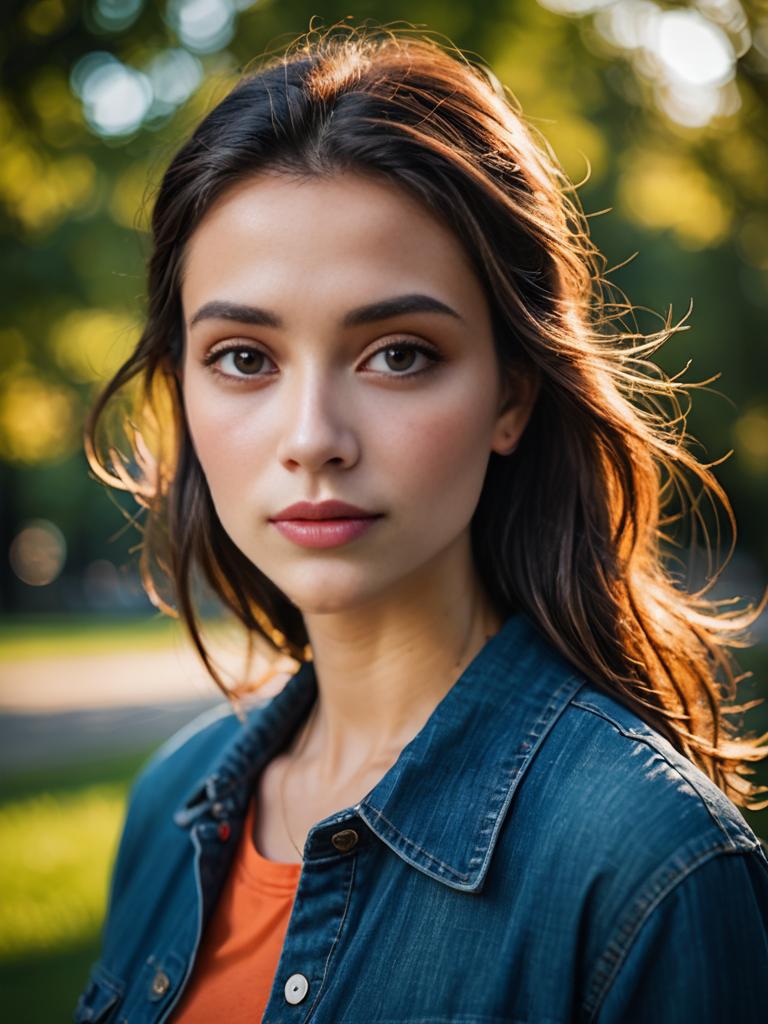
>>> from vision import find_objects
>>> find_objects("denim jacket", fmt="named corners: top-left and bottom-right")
top-left (74, 611), bottom-right (768, 1023)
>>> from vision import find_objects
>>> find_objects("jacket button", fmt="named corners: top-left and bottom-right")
top-left (331, 828), bottom-right (359, 852)
top-left (284, 972), bottom-right (309, 1004)
top-left (151, 969), bottom-right (170, 996)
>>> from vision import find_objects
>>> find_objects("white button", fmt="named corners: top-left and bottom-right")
top-left (284, 972), bottom-right (309, 1005)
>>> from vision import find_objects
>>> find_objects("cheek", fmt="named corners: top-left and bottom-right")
top-left (183, 381), bottom-right (267, 501)
top-left (376, 382), bottom-right (495, 511)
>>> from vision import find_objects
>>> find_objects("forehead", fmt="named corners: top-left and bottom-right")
top-left (180, 170), bottom-right (487, 315)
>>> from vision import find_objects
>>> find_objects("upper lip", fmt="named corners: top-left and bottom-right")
top-left (270, 500), bottom-right (381, 521)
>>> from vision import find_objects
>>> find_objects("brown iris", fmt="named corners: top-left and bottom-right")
top-left (383, 346), bottom-right (416, 372)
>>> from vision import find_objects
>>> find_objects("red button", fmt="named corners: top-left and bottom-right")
top-left (218, 822), bottom-right (231, 841)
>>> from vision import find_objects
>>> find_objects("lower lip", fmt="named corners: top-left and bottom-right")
top-left (270, 517), bottom-right (383, 549)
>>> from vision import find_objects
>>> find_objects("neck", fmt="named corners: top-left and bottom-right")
top-left (296, 536), bottom-right (504, 787)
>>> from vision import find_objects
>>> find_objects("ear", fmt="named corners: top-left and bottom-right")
top-left (490, 364), bottom-right (539, 456)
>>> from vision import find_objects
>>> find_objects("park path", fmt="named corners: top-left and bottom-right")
top-left (0, 641), bottom-right (291, 773)
top-left (0, 644), bottom-right (216, 712)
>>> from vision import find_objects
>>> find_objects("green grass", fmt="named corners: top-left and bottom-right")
top-left (0, 748), bottom-right (153, 1022)
top-left (0, 613), bottom-right (185, 661)
top-left (0, 939), bottom-right (107, 1024)
top-left (0, 748), bottom-right (155, 805)
top-left (0, 784), bottom-right (126, 959)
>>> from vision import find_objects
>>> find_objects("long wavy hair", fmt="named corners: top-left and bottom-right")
top-left (85, 23), bottom-right (768, 809)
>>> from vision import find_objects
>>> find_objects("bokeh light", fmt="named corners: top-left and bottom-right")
top-left (590, 0), bottom-right (746, 126)
top-left (70, 45), bottom-right (204, 137)
top-left (91, 0), bottom-right (144, 33)
top-left (0, 372), bottom-right (79, 463)
top-left (539, 0), bottom-right (615, 13)
top-left (70, 52), bottom-right (152, 137)
top-left (165, 0), bottom-right (237, 54)
top-left (655, 9), bottom-right (734, 87)
top-left (144, 48), bottom-right (203, 120)
top-left (49, 308), bottom-right (139, 383)
top-left (734, 407), bottom-right (768, 475)
top-left (9, 520), bottom-right (67, 587)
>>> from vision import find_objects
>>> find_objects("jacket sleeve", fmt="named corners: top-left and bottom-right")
top-left (593, 845), bottom-right (768, 1023)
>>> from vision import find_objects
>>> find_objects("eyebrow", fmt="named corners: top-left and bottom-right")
top-left (188, 293), bottom-right (464, 330)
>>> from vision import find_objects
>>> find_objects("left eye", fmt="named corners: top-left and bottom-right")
top-left (364, 342), bottom-right (437, 375)
top-left (218, 349), bottom-right (273, 375)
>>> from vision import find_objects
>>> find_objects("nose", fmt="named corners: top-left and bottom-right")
top-left (275, 365), bottom-right (360, 473)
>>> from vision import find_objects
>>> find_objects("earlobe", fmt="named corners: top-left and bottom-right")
top-left (492, 430), bottom-right (519, 457)
top-left (495, 437), bottom-right (518, 456)
top-left (491, 368), bottom-right (539, 456)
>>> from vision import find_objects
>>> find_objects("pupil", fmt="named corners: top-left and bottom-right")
top-left (234, 350), bottom-right (261, 373)
top-left (386, 347), bottom-right (415, 371)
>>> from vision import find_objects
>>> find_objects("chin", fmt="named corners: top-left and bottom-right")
top-left (275, 566), bottom-right (387, 616)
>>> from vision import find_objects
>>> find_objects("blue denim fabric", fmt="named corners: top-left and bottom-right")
top-left (74, 611), bottom-right (768, 1023)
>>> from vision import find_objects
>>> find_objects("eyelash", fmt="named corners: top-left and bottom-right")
top-left (201, 338), bottom-right (443, 383)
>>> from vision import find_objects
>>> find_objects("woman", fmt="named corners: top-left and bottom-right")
top-left (76, 24), bottom-right (768, 1024)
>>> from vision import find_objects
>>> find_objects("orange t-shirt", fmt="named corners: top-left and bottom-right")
top-left (172, 794), bottom-right (302, 1022)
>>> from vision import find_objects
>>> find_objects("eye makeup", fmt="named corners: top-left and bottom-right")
top-left (200, 337), bottom-right (445, 383)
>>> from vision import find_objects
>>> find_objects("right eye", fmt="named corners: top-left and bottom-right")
top-left (204, 345), bottom-right (277, 380)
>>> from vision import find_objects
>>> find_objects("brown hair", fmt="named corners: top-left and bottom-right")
top-left (85, 23), bottom-right (768, 809)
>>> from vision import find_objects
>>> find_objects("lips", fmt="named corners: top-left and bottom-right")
top-left (268, 500), bottom-right (384, 549)
top-left (269, 499), bottom-right (380, 521)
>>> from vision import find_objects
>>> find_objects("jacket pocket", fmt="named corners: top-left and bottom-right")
top-left (73, 961), bottom-right (124, 1023)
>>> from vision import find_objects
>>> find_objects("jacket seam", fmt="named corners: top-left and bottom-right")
top-left (362, 803), bottom-right (470, 880)
top-left (361, 673), bottom-right (585, 887)
top-left (582, 844), bottom-right (750, 1021)
top-left (303, 853), bottom-right (357, 1021)
top-left (570, 697), bottom-right (747, 849)
top-left (156, 827), bottom-right (206, 1023)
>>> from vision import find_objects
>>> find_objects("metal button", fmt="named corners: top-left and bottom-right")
top-left (284, 972), bottom-right (309, 1005)
top-left (151, 969), bottom-right (170, 996)
top-left (331, 828), bottom-right (359, 853)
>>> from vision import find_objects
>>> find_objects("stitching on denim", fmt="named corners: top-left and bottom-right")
top-left (364, 674), bottom-right (585, 883)
top-left (467, 673), bottom-right (584, 874)
top-left (362, 804), bottom-right (470, 880)
top-left (570, 697), bottom-right (747, 848)
top-left (303, 854), bottom-right (357, 1022)
top-left (582, 844), bottom-right (741, 1021)
top-left (91, 961), bottom-right (124, 997)
top-left (155, 826), bottom-right (206, 1024)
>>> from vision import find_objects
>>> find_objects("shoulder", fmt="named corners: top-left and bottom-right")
top-left (129, 701), bottom-right (243, 807)
top-left (555, 681), bottom-right (761, 855)
top-left (506, 678), bottom-right (764, 945)
top-left (507, 680), bottom-right (768, 1018)
top-left (553, 684), bottom-right (768, 1020)
top-left (117, 694), bottom-right (272, 847)
top-left (517, 678), bottom-right (762, 856)
top-left (102, 693), bottom-right (276, 917)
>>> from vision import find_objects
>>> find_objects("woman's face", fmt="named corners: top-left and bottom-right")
top-left (180, 170), bottom-right (533, 614)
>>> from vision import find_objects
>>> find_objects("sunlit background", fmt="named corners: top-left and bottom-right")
top-left (1, 0), bottom-right (767, 1018)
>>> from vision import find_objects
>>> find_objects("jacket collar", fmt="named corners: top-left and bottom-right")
top-left (175, 611), bottom-right (586, 892)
